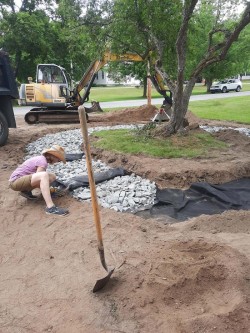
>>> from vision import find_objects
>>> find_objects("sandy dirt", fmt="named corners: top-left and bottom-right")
top-left (1, 106), bottom-right (250, 333)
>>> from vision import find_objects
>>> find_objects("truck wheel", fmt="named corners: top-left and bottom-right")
top-left (222, 86), bottom-right (227, 93)
top-left (0, 111), bottom-right (9, 146)
top-left (235, 86), bottom-right (241, 92)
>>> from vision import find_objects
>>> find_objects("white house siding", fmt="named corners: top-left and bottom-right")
top-left (94, 70), bottom-right (140, 86)
top-left (238, 73), bottom-right (250, 80)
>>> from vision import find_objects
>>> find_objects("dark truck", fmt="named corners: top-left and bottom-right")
top-left (0, 50), bottom-right (18, 146)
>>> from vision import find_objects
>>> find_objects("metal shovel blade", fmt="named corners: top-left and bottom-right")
top-left (92, 268), bottom-right (115, 293)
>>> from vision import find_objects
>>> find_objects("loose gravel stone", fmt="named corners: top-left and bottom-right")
top-left (25, 125), bottom-right (156, 213)
top-left (200, 125), bottom-right (250, 137)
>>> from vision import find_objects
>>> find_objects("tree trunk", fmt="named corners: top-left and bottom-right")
top-left (206, 79), bottom-right (212, 92)
top-left (165, 98), bottom-right (189, 135)
top-left (162, 81), bottom-right (194, 136)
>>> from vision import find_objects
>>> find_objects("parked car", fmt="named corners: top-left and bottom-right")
top-left (210, 79), bottom-right (242, 93)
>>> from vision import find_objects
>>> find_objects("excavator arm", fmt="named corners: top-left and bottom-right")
top-left (73, 59), bottom-right (105, 105)
top-left (151, 72), bottom-right (172, 105)
top-left (73, 52), bottom-right (144, 105)
top-left (72, 52), bottom-right (172, 106)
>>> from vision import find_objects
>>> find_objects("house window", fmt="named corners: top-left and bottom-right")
top-left (102, 71), bottom-right (105, 79)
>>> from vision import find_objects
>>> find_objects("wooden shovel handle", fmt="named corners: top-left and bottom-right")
top-left (78, 106), bottom-right (105, 253)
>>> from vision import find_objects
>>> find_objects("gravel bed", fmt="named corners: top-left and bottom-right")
top-left (25, 124), bottom-right (157, 213)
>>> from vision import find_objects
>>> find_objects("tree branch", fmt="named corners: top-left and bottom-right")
top-left (190, 2), bottom-right (250, 82)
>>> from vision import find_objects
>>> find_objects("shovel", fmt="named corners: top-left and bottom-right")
top-left (78, 106), bottom-right (115, 293)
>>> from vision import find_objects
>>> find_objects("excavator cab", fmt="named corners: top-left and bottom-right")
top-left (19, 64), bottom-right (74, 110)
top-left (37, 64), bottom-right (74, 100)
top-left (37, 64), bottom-right (67, 84)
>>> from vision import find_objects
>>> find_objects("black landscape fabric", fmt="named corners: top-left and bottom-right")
top-left (150, 178), bottom-right (250, 221)
top-left (65, 153), bottom-right (84, 161)
top-left (54, 167), bottom-right (126, 190)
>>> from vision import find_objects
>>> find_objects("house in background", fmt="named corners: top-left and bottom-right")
top-left (94, 69), bottom-right (140, 86)
top-left (241, 72), bottom-right (250, 80)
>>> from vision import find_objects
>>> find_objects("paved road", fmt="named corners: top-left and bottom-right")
top-left (13, 91), bottom-right (250, 116)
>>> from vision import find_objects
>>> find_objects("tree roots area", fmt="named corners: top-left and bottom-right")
top-left (1, 106), bottom-right (250, 333)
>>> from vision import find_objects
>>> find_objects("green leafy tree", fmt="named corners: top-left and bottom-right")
top-left (86, 0), bottom-right (250, 135)
top-left (0, 0), bottom-right (92, 83)
top-left (48, 0), bottom-right (93, 81)
top-left (0, 1), bottom-right (56, 81)
top-left (81, 0), bottom-right (179, 95)
top-left (0, 10), bottom-right (53, 81)
top-left (191, 3), bottom-right (250, 90)
top-left (154, 0), bottom-right (250, 134)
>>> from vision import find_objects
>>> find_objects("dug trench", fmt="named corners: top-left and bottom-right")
top-left (0, 106), bottom-right (250, 333)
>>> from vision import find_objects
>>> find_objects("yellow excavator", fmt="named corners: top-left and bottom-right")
top-left (19, 52), bottom-right (172, 124)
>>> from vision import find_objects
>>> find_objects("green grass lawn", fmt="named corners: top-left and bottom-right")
top-left (89, 86), bottom-right (158, 101)
top-left (92, 128), bottom-right (227, 158)
top-left (189, 96), bottom-right (250, 124)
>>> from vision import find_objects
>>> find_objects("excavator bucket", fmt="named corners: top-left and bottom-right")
top-left (85, 101), bottom-right (104, 113)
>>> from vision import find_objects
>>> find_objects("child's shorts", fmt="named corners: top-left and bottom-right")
top-left (9, 175), bottom-right (33, 191)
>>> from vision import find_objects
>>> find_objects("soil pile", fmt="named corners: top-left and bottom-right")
top-left (91, 105), bottom-right (203, 126)
top-left (214, 129), bottom-right (250, 152)
top-left (92, 104), bottom-right (159, 123)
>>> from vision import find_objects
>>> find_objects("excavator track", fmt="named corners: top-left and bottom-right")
top-left (24, 109), bottom-right (89, 124)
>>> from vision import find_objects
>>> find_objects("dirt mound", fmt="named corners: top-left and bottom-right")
top-left (180, 210), bottom-right (250, 234)
top-left (214, 128), bottom-right (250, 152)
top-left (92, 104), bottom-right (159, 123)
top-left (93, 105), bottom-right (158, 124)
top-left (186, 109), bottom-right (203, 124)
top-left (104, 235), bottom-right (250, 332)
top-left (92, 105), bottom-right (202, 126)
